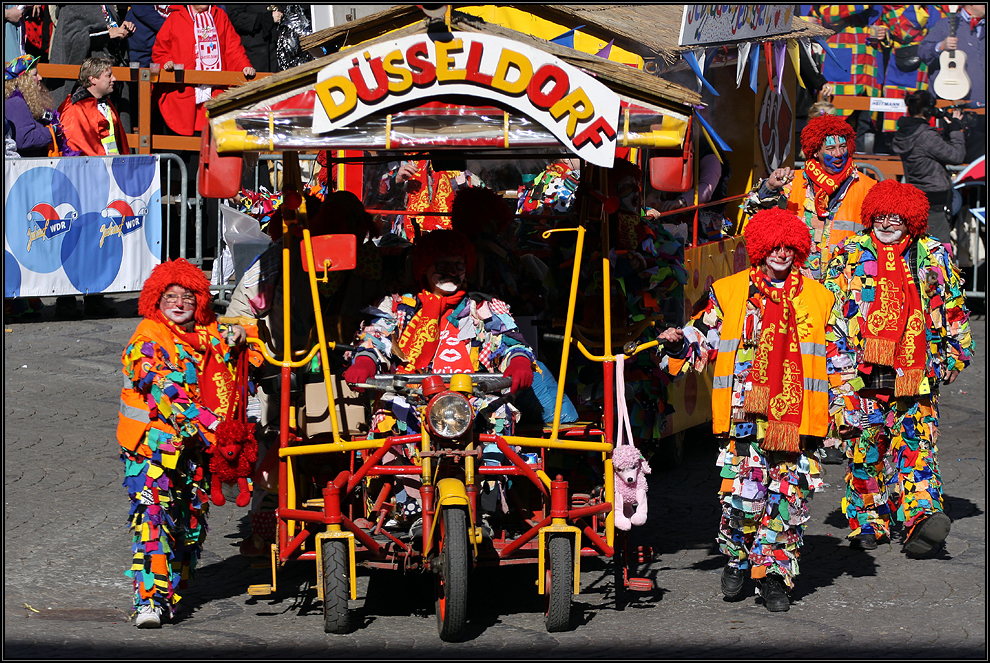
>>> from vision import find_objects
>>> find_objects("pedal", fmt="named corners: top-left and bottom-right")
top-left (247, 584), bottom-right (273, 596)
top-left (626, 577), bottom-right (654, 592)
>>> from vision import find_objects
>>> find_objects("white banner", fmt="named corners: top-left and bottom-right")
top-left (4, 156), bottom-right (162, 298)
top-left (680, 5), bottom-right (794, 47)
top-left (869, 97), bottom-right (908, 113)
top-left (311, 32), bottom-right (622, 167)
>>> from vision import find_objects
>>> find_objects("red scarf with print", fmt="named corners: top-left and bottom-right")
top-left (745, 267), bottom-right (805, 453)
top-left (805, 156), bottom-right (856, 218)
top-left (157, 312), bottom-right (237, 420)
top-left (395, 291), bottom-right (465, 373)
top-left (863, 234), bottom-right (926, 396)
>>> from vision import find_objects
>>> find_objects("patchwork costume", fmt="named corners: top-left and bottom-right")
top-left (117, 260), bottom-right (244, 620)
top-left (659, 209), bottom-right (842, 601)
top-left (744, 114), bottom-right (876, 280)
top-left (823, 180), bottom-right (974, 553)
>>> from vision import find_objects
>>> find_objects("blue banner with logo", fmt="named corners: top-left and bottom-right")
top-left (4, 155), bottom-right (162, 298)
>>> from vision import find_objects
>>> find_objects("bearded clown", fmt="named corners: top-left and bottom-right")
top-left (655, 208), bottom-right (842, 613)
top-left (744, 114), bottom-right (878, 280)
top-left (118, 259), bottom-right (249, 628)
top-left (823, 180), bottom-right (974, 556)
top-left (343, 229), bottom-right (536, 524)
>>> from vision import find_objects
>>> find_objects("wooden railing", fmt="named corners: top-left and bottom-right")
top-left (38, 64), bottom-right (271, 154)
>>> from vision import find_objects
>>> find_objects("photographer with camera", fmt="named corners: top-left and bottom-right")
top-left (891, 90), bottom-right (966, 247)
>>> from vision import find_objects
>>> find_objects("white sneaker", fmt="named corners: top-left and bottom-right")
top-left (135, 603), bottom-right (162, 629)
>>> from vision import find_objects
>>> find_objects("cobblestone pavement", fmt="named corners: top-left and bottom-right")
top-left (4, 297), bottom-right (986, 658)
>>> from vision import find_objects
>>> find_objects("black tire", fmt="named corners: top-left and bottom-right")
top-left (545, 535), bottom-right (573, 632)
top-left (435, 507), bottom-right (469, 642)
top-left (322, 539), bottom-right (350, 634)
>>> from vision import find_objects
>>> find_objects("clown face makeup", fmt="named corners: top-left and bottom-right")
top-left (428, 255), bottom-right (467, 295)
top-left (818, 135), bottom-right (849, 174)
top-left (762, 245), bottom-right (796, 280)
top-left (873, 213), bottom-right (907, 244)
top-left (160, 285), bottom-right (197, 329)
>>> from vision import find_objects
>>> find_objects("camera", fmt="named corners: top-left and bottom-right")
top-left (40, 110), bottom-right (53, 124)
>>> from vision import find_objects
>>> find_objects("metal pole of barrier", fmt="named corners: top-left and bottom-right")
top-left (158, 154), bottom-right (187, 262)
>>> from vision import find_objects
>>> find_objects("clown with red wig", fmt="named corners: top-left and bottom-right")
top-left (823, 180), bottom-right (974, 556)
top-left (743, 114), bottom-right (877, 280)
top-left (656, 209), bottom-right (844, 612)
top-left (117, 259), bottom-right (249, 628)
top-left (343, 229), bottom-right (536, 526)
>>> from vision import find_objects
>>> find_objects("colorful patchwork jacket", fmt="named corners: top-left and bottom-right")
top-left (822, 233), bottom-right (975, 428)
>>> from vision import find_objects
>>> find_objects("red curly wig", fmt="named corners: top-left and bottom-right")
top-left (451, 188), bottom-right (513, 241)
top-left (800, 114), bottom-right (857, 159)
top-left (412, 229), bottom-right (477, 284)
top-left (860, 179), bottom-right (930, 237)
top-left (138, 258), bottom-right (215, 325)
top-left (744, 208), bottom-right (812, 266)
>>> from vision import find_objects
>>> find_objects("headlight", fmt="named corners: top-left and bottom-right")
top-left (426, 391), bottom-right (473, 439)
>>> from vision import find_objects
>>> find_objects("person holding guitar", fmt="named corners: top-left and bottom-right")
top-left (920, 5), bottom-right (985, 160)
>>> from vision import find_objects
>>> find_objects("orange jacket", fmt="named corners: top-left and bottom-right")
top-left (787, 170), bottom-right (877, 265)
top-left (58, 90), bottom-right (130, 156)
top-left (709, 270), bottom-right (835, 439)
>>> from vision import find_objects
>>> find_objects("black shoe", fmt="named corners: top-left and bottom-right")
top-left (54, 296), bottom-right (81, 320)
top-left (850, 532), bottom-right (878, 550)
top-left (903, 512), bottom-right (951, 556)
top-left (720, 565), bottom-right (745, 599)
top-left (83, 294), bottom-right (118, 318)
top-left (820, 447), bottom-right (846, 465)
top-left (759, 574), bottom-right (790, 612)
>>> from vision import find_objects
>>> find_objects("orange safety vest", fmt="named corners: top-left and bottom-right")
top-left (709, 270), bottom-right (834, 439)
top-left (117, 318), bottom-right (216, 452)
top-left (788, 170), bottom-right (877, 263)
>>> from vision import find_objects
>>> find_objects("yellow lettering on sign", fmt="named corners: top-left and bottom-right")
top-left (315, 75), bottom-right (358, 122)
top-left (436, 39), bottom-right (466, 82)
top-left (491, 48), bottom-right (532, 95)
top-left (549, 87), bottom-right (595, 138)
top-left (382, 49), bottom-right (413, 93)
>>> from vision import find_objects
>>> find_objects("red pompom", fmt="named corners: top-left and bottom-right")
top-left (282, 190), bottom-right (302, 210)
top-left (138, 258), bottom-right (215, 325)
top-left (801, 114), bottom-right (857, 159)
top-left (860, 179), bottom-right (930, 237)
top-left (744, 208), bottom-right (812, 266)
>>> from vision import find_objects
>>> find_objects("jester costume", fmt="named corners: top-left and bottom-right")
top-left (823, 180), bottom-right (974, 553)
top-left (117, 259), bottom-right (245, 619)
top-left (660, 209), bottom-right (842, 597)
top-left (743, 114), bottom-right (877, 280)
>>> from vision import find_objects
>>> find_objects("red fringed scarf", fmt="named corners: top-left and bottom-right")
top-left (745, 267), bottom-right (805, 453)
top-left (395, 291), bottom-right (465, 373)
top-left (157, 312), bottom-right (238, 420)
top-left (804, 156), bottom-right (856, 218)
top-left (864, 234), bottom-right (926, 396)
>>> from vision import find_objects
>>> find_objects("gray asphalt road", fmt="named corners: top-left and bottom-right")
top-left (4, 296), bottom-right (985, 658)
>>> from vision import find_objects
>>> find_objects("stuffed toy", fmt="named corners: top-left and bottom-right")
top-left (208, 420), bottom-right (258, 507)
top-left (612, 441), bottom-right (651, 530)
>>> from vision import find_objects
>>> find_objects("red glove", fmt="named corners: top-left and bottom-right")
top-left (343, 355), bottom-right (377, 392)
top-left (504, 355), bottom-right (534, 393)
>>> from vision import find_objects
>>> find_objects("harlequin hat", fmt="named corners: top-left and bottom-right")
top-left (5, 54), bottom-right (40, 81)
top-left (744, 208), bottom-right (812, 266)
top-left (138, 258), bottom-right (216, 325)
top-left (800, 113), bottom-right (857, 159)
top-left (412, 229), bottom-right (477, 283)
top-left (860, 179), bottom-right (930, 237)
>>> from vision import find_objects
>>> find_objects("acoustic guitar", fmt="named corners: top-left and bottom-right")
top-left (932, 13), bottom-right (971, 100)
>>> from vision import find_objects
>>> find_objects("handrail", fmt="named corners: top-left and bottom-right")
top-left (37, 63), bottom-right (272, 154)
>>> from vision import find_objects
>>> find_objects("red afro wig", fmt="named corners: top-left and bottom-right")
top-left (450, 188), bottom-right (513, 241)
top-left (800, 114), bottom-right (857, 159)
top-left (860, 179), bottom-right (930, 237)
top-left (412, 229), bottom-right (477, 284)
top-left (744, 208), bottom-right (812, 266)
top-left (138, 258), bottom-right (215, 325)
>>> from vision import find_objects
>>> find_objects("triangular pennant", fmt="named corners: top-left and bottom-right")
top-left (773, 41), bottom-right (786, 94)
top-left (748, 45), bottom-right (760, 93)
top-left (595, 39), bottom-right (614, 58)
top-left (694, 111), bottom-right (731, 152)
top-left (814, 36), bottom-right (848, 74)
top-left (764, 42), bottom-right (774, 91)
top-left (549, 26), bottom-right (584, 49)
top-left (683, 50), bottom-right (719, 97)
top-left (786, 40), bottom-right (806, 89)
top-left (737, 42), bottom-right (752, 89)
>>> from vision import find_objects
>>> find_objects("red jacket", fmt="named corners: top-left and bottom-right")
top-left (151, 5), bottom-right (251, 136)
top-left (58, 89), bottom-right (130, 156)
